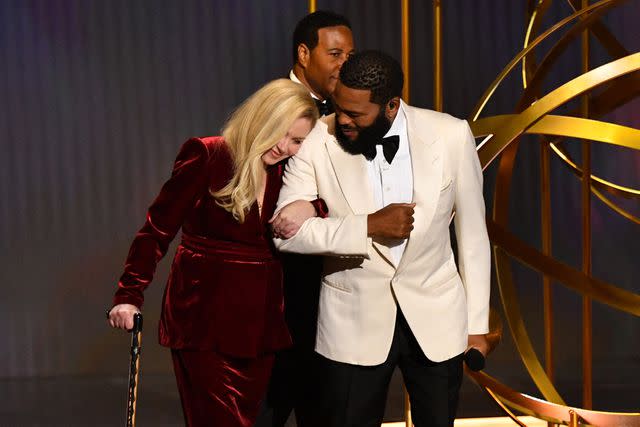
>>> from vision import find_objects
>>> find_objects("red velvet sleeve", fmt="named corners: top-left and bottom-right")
top-left (112, 138), bottom-right (212, 308)
top-left (311, 198), bottom-right (329, 218)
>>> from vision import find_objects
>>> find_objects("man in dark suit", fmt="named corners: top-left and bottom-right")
top-left (289, 11), bottom-right (354, 117)
top-left (254, 11), bottom-right (354, 427)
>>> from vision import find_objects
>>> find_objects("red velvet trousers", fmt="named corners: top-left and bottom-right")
top-left (171, 349), bottom-right (274, 427)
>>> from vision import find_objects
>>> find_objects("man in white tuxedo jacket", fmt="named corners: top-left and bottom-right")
top-left (271, 50), bottom-right (491, 427)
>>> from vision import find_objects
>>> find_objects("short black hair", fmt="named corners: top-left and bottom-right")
top-left (292, 10), bottom-right (351, 64)
top-left (339, 50), bottom-right (404, 106)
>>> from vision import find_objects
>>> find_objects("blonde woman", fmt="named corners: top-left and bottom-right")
top-left (107, 79), bottom-right (319, 426)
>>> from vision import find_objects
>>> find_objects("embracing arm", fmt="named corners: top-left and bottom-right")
top-left (453, 121), bottom-right (491, 336)
top-left (272, 138), bottom-right (370, 256)
top-left (269, 198), bottom-right (328, 239)
top-left (272, 132), bottom-right (417, 255)
top-left (274, 215), bottom-right (370, 255)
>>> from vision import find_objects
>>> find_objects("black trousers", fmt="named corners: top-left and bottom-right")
top-left (254, 253), bottom-right (322, 427)
top-left (313, 309), bottom-right (464, 427)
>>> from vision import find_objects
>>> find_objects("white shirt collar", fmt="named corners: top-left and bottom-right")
top-left (289, 70), bottom-right (320, 100)
top-left (383, 101), bottom-right (407, 139)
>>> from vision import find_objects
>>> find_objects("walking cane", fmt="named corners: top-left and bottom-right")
top-left (126, 313), bottom-right (143, 427)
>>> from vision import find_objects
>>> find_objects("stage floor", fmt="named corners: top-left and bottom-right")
top-left (385, 417), bottom-right (546, 426)
top-left (2, 370), bottom-right (637, 425)
top-left (1, 371), bottom-right (502, 426)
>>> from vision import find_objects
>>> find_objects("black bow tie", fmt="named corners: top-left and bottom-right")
top-left (314, 98), bottom-right (334, 116)
top-left (362, 135), bottom-right (400, 164)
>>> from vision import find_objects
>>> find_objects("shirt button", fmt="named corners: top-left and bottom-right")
top-left (385, 187), bottom-right (391, 192)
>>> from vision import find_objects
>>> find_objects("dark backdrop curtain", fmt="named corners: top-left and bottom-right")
top-left (1, 0), bottom-right (637, 413)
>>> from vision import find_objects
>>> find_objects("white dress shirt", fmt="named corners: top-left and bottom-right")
top-left (366, 104), bottom-right (413, 265)
top-left (289, 70), bottom-right (320, 98)
top-left (289, 70), bottom-right (333, 117)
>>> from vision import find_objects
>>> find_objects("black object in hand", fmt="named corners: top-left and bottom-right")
top-left (464, 348), bottom-right (485, 371)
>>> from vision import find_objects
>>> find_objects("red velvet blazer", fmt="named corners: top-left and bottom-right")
top-left (113, 136), bottom-right (291, 358)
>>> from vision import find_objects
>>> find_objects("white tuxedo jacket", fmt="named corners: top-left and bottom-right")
top-left (274, 102), bottom-right (490, 365)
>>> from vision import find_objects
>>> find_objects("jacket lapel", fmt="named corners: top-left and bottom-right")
top-left (324, 116), bottom-right (375, 215)
top-left (397, 104), bottom-right (443, 273)
top-left (324, 116), bottom-right (395, 266)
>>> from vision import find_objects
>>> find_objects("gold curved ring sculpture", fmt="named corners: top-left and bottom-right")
top-left (468, 0), bottom-right (640, 424)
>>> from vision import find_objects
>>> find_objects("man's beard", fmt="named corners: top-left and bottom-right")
top-left (334, 108), bottom-right (392, 157)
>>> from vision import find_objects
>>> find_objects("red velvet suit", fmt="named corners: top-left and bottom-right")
top-left (113, 136), bottom-right (292, 357)
top-left (112, 136), bottom-right (293, 426)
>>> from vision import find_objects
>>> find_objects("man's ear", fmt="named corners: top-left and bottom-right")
top-left (385, 96), bottom-right (401, 119)
top-left (297, 44), bottom-right (311, 68)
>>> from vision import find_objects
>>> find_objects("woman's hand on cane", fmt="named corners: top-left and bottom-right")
top-left (108, 304), bottom-right (140, 331)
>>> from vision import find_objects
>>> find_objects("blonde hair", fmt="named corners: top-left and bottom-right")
top-left (211, 79), bottom-right (318, 223)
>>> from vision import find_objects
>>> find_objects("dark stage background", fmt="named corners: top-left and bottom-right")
top-left (1, 0), bottom-right (638, 424)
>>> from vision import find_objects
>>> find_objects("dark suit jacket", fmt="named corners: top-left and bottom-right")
top-left (113, 136), bottom-right (291, 358)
